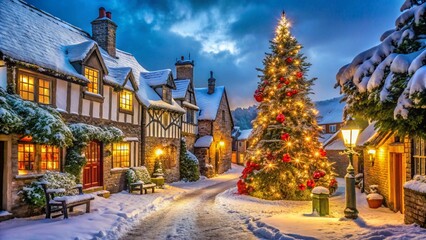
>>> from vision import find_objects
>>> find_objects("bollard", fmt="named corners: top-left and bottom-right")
top-left (312, 186), bottom-right (330, 216)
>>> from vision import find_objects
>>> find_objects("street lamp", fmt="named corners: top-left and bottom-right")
top-left (341, 118), bottom-right (360, 219)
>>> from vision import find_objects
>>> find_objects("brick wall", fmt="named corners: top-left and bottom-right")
top-left (144, 137), bottom-right (180, 182)
top-left (404, 188), bottom-right (426, 227)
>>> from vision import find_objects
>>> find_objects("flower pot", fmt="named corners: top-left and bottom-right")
top-left (367, 199), bottom-right (383, 208)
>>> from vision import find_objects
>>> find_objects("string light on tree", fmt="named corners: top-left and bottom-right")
top-left (239, 11), bottom-right (337, 200)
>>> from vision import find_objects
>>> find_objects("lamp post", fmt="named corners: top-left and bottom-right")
top-left (341, 118), bottom-right (360, 219)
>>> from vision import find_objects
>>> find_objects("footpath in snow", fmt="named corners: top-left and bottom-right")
top-left (0, 164), bottom-right (243, 240)
top-left (216, 178), bottom-right (426, 240)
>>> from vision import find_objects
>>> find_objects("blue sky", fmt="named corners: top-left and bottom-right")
top-left (26, 0), bottom-right (402, 109)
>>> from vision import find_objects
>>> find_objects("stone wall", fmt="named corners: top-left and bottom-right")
top-left (198, 121), bottom-right (211, 137)
top-left (183, 133), bottom-right (196, 153)
top-left (404, 188), bottom-right (426, 228)
top-left (144, 137), bottom-right (180, 182)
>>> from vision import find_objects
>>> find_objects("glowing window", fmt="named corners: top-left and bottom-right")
top-left (40, 145), bottom-right (60, 170)
top-left (19, 73), bottom-right (35, 101)
top-left (18, 143), bottom-right (35, 174)
top-left (84, 67), bottom-right (99, 94)
top-left (38, 79), bottom-right (51, 104)
top-left (112, 142), bottom-right (130, 168)
top-left (120, 90), bottom-right (133, 112)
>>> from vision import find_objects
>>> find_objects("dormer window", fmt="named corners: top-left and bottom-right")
top-left (18, 72), bottom-right (51, 104)
top-left (85, 67), bottom-right (100, 94)
top-left (120, 90), bottom-right (133, 112)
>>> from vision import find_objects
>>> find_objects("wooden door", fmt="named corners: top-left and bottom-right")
top-left (83, 141), bottom-right (102, 189)
top-left (390, 153), bottom-right (403, 213)
top-left (0, 141), bottom-right (4, 210)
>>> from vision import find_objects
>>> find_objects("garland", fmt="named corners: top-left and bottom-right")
top-left (65, 123), bottom-right (124, 178)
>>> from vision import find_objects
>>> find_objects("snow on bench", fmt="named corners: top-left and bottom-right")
top-left (53, 194), bottom-right (94, 204)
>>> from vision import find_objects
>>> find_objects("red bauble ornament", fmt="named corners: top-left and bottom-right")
top-left (280, 77), bottom-right (286, 82)
top-left (277, 83), bottom-right (283, 89)
top-left (296, 72), bottom-right (303, 79)
top-left (264, 80), bottom-right (269, 85)
top-left (237, 179), bottom-right (248, 194)
top-left (286, 91), bottom-right (292, 97)
top-left (307, 179), bottom-right (316, 189)
top-left (286, 57), bottom-right (293, 63)
top-left (329, 178), bottom-right (338, 187)
top-left (281, 133), bottom-right (290, 141)
top-left (267, 153), bottom-right (274, 160)
top-left (254, 92), bottom-right (263, 102)
top-left (313, 170), bottom-right (322, 180)
top-left (284, 80), bottom-right (290, 85)
top-left (291, 89), bottom-right (298, 95)
top-left (276, 113), bottom-right (286, 123)
top-left (320, 170), bottom-right (326, 177)
top-left (282, 153), bottom-right (291, 163)
top-left (298, 183), bottom-right (306, 191)
top-left (319, 148), bottom-right (327, 157)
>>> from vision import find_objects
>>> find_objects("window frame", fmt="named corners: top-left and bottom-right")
top-left (40, 145), bottom-right (60, 171)
top-left (84, 66), bottom-right (100, 95)
top-left (329, 124), bottom-right (337, 133)
top-left (17, 70), bottom-right (53, 105)
top-left (17, 142), bottom-right (62, 175)
top-left (412, 137), bottom-right (426, 177)
top-left (119, 89), bottom-right (133, 113)
top-left (112, 142), bottom-right (131, 169)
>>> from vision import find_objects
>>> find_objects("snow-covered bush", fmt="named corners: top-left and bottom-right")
top-left (128, 167), bottom-right (152, 184)
top-left (0, 88), bottom-right (73, 147)
top-left (126, 168), bottom-right (137, 184)
top-left (65, 123), bottom-right (123, 178)
top-left (179, 138), bottom-right (200, 182)
top-left (20, 171), bottom-right (77, 207)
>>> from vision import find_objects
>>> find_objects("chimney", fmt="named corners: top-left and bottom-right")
top-left (175, 55), bottom-right (195, 87)
top-left (91, 7), bottom-right (117, 57)
top-left (208, 71), bottom-right (216, 94)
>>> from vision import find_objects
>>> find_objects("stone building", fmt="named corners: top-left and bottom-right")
top-left (194, 72), bottom-right (233, 176)
top-left (0, 1), bottom-right (184, 217)
top-left (231, 128), bottom-right (252, 165)
top-left (172, 56), bottom-right (199, 152)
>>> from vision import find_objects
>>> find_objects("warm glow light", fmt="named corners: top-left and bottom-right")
top-left (219, 140), bottom-right (225, 147)
top-left (155, 148), bottom-right (164, 156)
top-left (368, 149), bottom-right (376, 155)
top-left (341, 118), bottom-right (360, 147)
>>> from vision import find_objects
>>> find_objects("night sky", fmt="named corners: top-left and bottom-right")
top-left (26, 0), bottom-right (402, 109)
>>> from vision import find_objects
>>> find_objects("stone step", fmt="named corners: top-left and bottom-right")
top-left (0, 211), bottom-right (13, 222)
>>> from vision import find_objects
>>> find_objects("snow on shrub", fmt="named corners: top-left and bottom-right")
top-left (20, 171), bottom-right (77, 207)
top-left (179, 138), bottom-right (200, 182)
top-left (0, 88), bottom-right (73, 147)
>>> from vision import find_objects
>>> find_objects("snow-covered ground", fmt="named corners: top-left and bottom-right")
top-left (216, 178), bottom-right (426, 240)
top-left (0, 165), bottom-right (243, 240)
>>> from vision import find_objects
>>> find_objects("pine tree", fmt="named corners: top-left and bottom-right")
top-left (238, 13), bottom-right (336, 200)
top-left (336, 1), bottom-right (426, 138)
top-left (179, 139), bottom-right (200, 182)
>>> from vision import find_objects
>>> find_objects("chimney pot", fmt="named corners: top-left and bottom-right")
top-left (208, 71), bottom-right (216, 94)
top-left (98, 7), bottom-right (106, 18)
top-left (181, 56), bottom-right (184, 60)
top-left (106, 11), bottom-right (112, 19)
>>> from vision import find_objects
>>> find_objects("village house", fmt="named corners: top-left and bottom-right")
top-left (231, 127), bottom-right (252, 165)
top-left (172, 56), bottom-right (199, 152)
top-left (0, 0), bottom-right (184, 217)
top-left (194, 72), bottom-right (233, 176)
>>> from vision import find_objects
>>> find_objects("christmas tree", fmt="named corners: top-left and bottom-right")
top-left (238, 12), bottom-right (337, 200)
top-left (179, 138), bottom-right (200, 182)
top-left (336, 0), bottom-right (426, 138)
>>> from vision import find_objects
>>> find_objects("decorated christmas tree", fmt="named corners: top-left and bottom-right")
top-left (336, 0), bottom-right (426, 138)
top-left (238, 12), bottom-right (337, 200)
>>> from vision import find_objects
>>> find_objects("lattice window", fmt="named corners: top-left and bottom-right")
top-left (19, 73), bottom-right (35, 101)
top-left (120, 90), bottom-right (133, 112)
top-left (329, 124), bottom-right (337, 133)
top-left (38, 79), bottom-right (51, 104)
top-left (85, 67), bottom-right (99, 94)
top-left (412, 137), bottom-right (426, 176)
top-left (112, 142), bottom-right (130, 168)
top-left (40, 145), bottom-right (60, 170)
top-left (18, 143), bottom-right (35, 174)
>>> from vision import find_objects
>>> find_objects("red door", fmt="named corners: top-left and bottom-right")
top-left (83, 141), bottom-right (103, 189)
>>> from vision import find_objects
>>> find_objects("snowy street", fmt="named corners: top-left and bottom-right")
top-left (122, 178), bottom-right (255, 240)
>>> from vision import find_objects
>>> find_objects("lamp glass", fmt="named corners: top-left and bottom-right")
top-left (155, 148), bottom-right (164, 156)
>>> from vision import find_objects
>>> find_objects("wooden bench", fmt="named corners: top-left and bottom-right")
top-left (127, 167), bottom-right (156, 194)
top-left (40, 182), bottom-right (94, 219)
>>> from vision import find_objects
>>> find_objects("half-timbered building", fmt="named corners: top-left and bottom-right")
top-left (172, 56), bottom-right (199, 152)
top-left (0, 0), bottom-right (184, 216)
top-left (194, 72), bottom-right (233, 176)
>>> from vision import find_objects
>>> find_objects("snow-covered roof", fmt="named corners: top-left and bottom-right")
top-left (141, 69), bottom-right (172, 87)
top-left (356, 123), bottom-right (379, 146)
top-left (104, 67), bottom-right (132, 87)
top-left (172, 79), bottom-right (190, 99)
top-left (194, 135), bottom-right (214, 148)
top-left (318, 133), bottom-right (334, 144)
top-left (238, 129), bottom-right (252, 141)
top-left (195, 86), bottom-right (225, 120)
top-left (336, 2), bottom-right (426, 119)
top-left (324, 138), bottom-right (346, 151)
top-left (0, 0), bottom-right (184, 113)
top-left (315, 97), bottom-right (345, 125)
